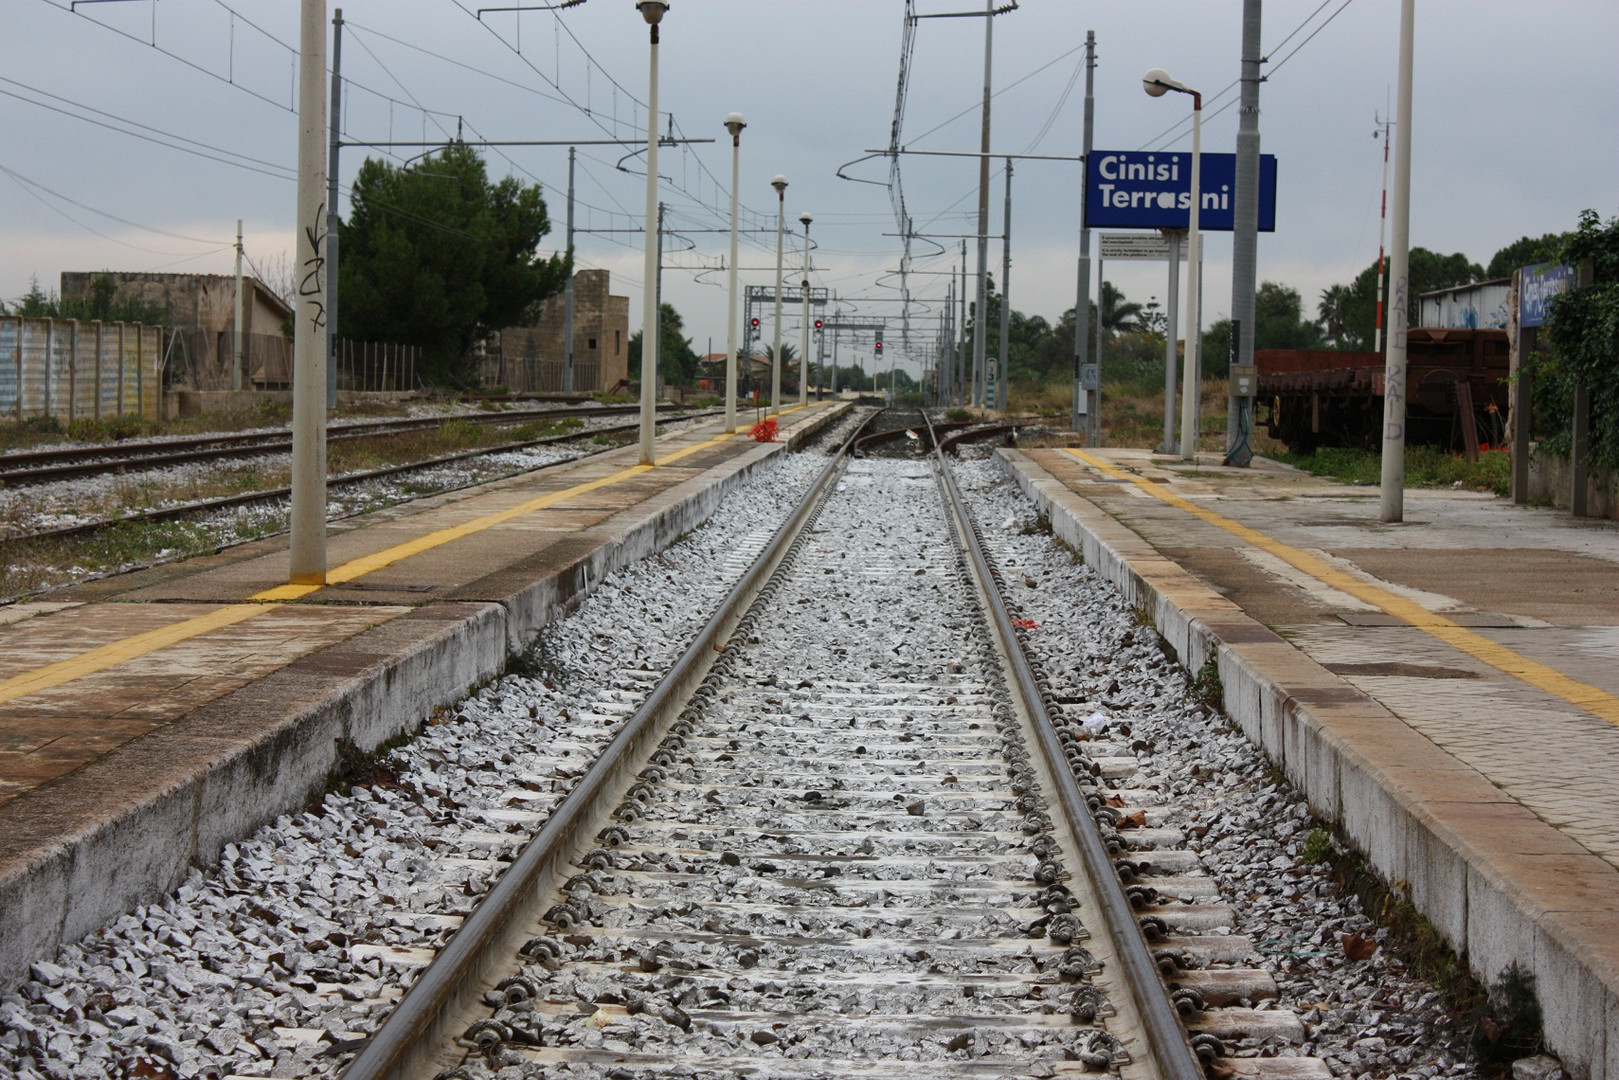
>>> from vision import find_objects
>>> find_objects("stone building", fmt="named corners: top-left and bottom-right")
top-left (490, 269), bottom-right (629, 394)
top-left (60, 271), bottom-right (292, 389)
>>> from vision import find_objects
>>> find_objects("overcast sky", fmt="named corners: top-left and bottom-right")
top-left (4, 0), bottom-right (1616, 380)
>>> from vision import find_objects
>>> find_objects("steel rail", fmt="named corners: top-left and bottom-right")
top-left (340, 410), bottom-right (877, 1080)
top-left (2, 413), bottom-right (720, 547)
top-left (0, 405), bottom-right (697, 485)
top-left (925, 412), bottom-right (1203, 1080)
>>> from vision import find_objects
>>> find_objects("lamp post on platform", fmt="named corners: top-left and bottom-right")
top-left (798, 212), bottom-right (812, 407)
top-left (1144, 67), bottom-right (1203, 461)
top-left (770, 174), bottom-right (788, 413)
top-left (723, 111), bottom-right (746, 432)
top-left (635, 0), bottom-right (668, 466)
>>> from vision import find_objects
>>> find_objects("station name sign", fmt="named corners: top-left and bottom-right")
top-left (1519, 262), bottom-right (1574, 328)
top-left (1086, 150), bottom-right (1278, 232)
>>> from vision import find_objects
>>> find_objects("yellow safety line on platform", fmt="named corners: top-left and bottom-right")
top-left (1063, 448), bottom-right (1619, 729)
top-left (0, 408), bottom-right (820, 701)
top-left (0, 603), bottom-right (271, 706)
top-left (249, 415), bottom-right (802, 602)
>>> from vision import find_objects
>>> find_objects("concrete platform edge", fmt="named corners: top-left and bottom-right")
top-left (996, 448), bottom-right (1617, 1079)
top-left (0, 405), bottom-right (846, 990)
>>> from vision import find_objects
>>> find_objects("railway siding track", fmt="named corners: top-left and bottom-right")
top-left (0, 404), bottom-right (697, 488)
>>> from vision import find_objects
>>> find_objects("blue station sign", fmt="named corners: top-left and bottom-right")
top-left (1519, 262), bottom-right (1575, 328)
top-left (1086, 150), bottom-right (1278, 232)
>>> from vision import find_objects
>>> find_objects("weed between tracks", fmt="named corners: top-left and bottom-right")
top-left (507, 628), bottom-right (575, 687)
top-left (1318, 837), bottom-right (1546, 1075)
top-left (0, 417), bottom-right (594, 602)
top-left (1188, 657), bottom-right (1224, 712)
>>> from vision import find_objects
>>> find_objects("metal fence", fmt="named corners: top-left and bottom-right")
top-left (0, 316), bottom-right (162, 422)
top-left (166, 329), bottom-right (290, 391)
top-left (334, 339), bottom-right (421, 393)
top-left (478, 353), bottom-right (601, 394)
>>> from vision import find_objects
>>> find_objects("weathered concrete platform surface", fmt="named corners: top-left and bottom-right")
top-left (1001, 446), bottom-right (1619, 1079)
top-left (0, 404), bottom-right (848, 988)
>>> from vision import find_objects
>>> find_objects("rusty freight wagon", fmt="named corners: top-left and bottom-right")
top-left (1255, 327), bottom-right (1510, 454)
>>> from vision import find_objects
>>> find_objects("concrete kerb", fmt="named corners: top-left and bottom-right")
top-left (995, 448), bottom-right (1617, 1079)
top-left (0, 404), bottom-right (847, 991)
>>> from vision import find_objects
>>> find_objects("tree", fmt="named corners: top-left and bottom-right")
top-left (1315, 248), bottom-right (1483, 350)
top-left (1537, 210), bottom-right (1619, 470)
top-left (1487, 232), bottom-right (1570, 279)
top-left (1100, 281), bottom-right (1143, 333)
top-left (339, 143), bottom-right (568, 387)
top-left (627, 302), bottom-right (701, 387)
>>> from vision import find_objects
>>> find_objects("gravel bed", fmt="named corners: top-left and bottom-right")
top-left (0, 438), bottom-right (841, 1080)
top-left (951, 451), bottom-right (1479, 1079)
top-left (0, 409), bottom-right (683, 537)
top-left (0, 414), bottom-right (738, 603)
top-left (442, 454), bottom-right (1127, 1077)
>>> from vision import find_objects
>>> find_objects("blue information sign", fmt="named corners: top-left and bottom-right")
top-left (1519, 262), bottom-right (1575, 328)
top-left (1086, 150), bottom-right (1278, 232)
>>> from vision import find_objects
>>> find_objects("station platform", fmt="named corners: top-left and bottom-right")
top-left (1001, 447), bottom-right (1619, 1079)
top-left (0, 401), bottom-right (848, 988)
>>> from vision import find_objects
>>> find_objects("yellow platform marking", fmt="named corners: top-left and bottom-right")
top-left (0, 603), bottom-right (271, 706)
top-left (1063, 448), bottom-right (1619, 729)
top-left (0, 409), bottom-right (820, 701)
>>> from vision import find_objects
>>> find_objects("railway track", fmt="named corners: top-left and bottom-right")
top-left (0, 403), bottom-right (695, 488)
top-left (330, 412), bottom-right (1328, 1080)
top-left (1, 408), bottom-right (718, 546)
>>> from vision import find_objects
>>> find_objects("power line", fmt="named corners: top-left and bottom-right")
top-left (0, 161), bottom-right (225, 244)
top-left (0, 79), bottom-right (296, 181)
top-left (0, 162), bottom-right (229, 258)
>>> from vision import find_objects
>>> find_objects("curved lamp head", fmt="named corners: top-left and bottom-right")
top-left (724, 112), bottom-right (747, 138)
top-left (771, 175), bottom-right (788, 197)
top-left (1142, 67), bottom-right (1183, 97)
top-left (636, 1), bottom-right (669, 26)
top-left (799, 212), bottom-right (813, 228)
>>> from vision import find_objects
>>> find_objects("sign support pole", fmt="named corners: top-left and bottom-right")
top-left (1160, 231), bottom-right (1181, 455)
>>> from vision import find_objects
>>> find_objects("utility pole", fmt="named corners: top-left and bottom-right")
top-left (290, 0), bottom-right (328, 584)
top-left (799, 212), bottom-right (812, 406)
top-left (233, 219), bottom-right (245, 392)
top-left (325, 7), bottom-right (342, 409)
top-left (1072, 30), bottom-right (1096, 438)
top-left (1225, 0), bottom-right (1261, 466)
top-left (959, 240), bottom-right (968, 406)
top-left (997, 156), bottom-right (1012, 409)
top-left (654, 200), bottom-right (665, 401)
top-left (1380, 0), bottom-right (1415, 521)
top-left (563, 146), bottom-right (576, 394)
top-left (972, 0), bottom-right (994, 407)
top-left (1373, 111), bottom-right (1392, 354)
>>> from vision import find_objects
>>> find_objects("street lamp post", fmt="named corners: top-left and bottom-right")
top-left (636, 1), bottom-right (667, 466)
top-left (770, 175), bottom-right (788, 413)
top-left (1144, 67), bottom-right (1203, 462)
top-left (723, 112), bottom-right (746, 433)
top-left (798, 212), bottom-right (812, 406)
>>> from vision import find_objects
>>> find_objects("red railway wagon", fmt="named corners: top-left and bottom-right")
top-left (1255, 328), bottom-right (1510, 453)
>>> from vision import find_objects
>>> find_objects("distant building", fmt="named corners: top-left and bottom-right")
top-left (60, 270), bottom-right (292, 389)
top-left (1418, 278), bottom-right (1511, 331)
top-left (489, 269), bottom-right (629, 393)
top-left (697, 352), bottom-right (772, 396)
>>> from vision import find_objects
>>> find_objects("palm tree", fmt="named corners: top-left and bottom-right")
top-left (1317, 284), bottom-right (1353, 347)
top-left (1101, 282), bottom-right (1143, 334)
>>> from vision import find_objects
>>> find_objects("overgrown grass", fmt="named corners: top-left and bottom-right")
top-left (1006, 376), bottom-right (1241, 453)
top-left (1278, 444), bottom-right (1511, 496)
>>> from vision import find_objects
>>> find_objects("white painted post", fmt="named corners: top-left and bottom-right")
top-left (289, 0), bottom-right (329, 583)
top-left (1379, 0), bottom-right (1414, 523)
